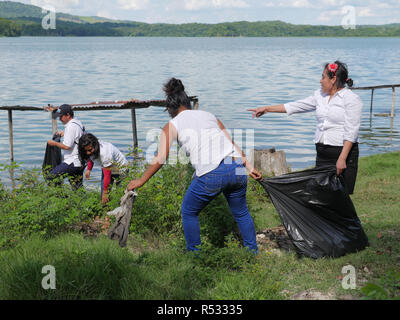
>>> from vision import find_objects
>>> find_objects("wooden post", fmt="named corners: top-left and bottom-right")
top-left (370, 88), bottom-right (374, 116)
top-left (8, 109), bottom-right (14, 162)
top-left (193, 98), bottom-right (199, 110)
top-left (249, 148), bottom-right (289, 176)
top-left (391, 86), bottom-right (396, 118)
top-left (131, 108), bottom-right (138, 150)
top-left (51, 112), bottom-right (58, 135)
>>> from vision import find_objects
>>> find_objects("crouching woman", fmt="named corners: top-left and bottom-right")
top-left (78, 133), bottom-right (128, 205)
top-left (127, 78), bottom-right (262, 254)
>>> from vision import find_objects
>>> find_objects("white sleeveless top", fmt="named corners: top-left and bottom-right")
top-left (169, 110), bottom-right (241, 177)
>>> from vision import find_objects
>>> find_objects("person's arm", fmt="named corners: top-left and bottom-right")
top-left (102, 167), bottom-right (112, 205)
top-left (217, 119), bottom-right (262, 181)
top-left (336, 141), bottom-right (353, 175)
top-left (127, 122), bottom-right (176, 191)
top-left (248, 93), bottom-right (318, 118)
top-left (85, 160), bottom-right (94, 180)
top-left (337, 94), bottom-right (362, 175)
top-left (248, 104), bottom-right (286, 118)
top-left (49, 123), bottom-right (77, 150)
top-left (46, 139), bottom-right (71, 150)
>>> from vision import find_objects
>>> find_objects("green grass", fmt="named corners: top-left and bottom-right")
top-left (0, 152), bottom-right (399, 300)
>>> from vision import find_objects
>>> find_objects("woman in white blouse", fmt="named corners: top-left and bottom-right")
top-left (248, 61), bottom-right (363, 194)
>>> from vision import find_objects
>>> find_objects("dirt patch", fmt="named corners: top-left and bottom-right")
top-left (290, 289), bottom-right (336, 300)
top-left (256, 225), bottom-right (296, 252)
top-left (72, 216), bottom-right (111, 237)
top-left (289, 289), bottom-right (359, 300)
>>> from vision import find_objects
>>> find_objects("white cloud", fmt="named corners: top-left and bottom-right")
top-left (358, 8), bottom-right (377, 17)
top-left (183, 0), bottom-right (249, 10)
top-left (117, 0), bottom-right (149, 10)
top-left (262, 0), bottom-right (311, 7)
top-left (317, 9), bottom-right (342, 22)
top-left (321, 0), bottom-right (346, 6)
top-left (292, 0), bottom-right (312, 8)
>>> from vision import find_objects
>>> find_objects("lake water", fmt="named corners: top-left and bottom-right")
top-left (0, 37), bottom-right (399, 187)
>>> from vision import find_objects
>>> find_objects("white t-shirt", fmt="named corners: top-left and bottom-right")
top-left (169, 110), bottom-right (241, 177)
top-left (62, 118), bottom-right (84, 167)
top-left (91, 141), bottom-right (128, 169)
top-left (284, 88), bottom-right (363, 146)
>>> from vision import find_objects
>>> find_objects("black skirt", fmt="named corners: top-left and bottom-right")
top-left (315, 142), bottom-right (359, 194)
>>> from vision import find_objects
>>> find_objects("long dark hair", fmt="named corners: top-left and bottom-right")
top-left (163, 78), bottom-right (191, 118)
top-left (324, 60), bottom-right (354, 88)
top-left (78, 133), bottom-right (100, 165)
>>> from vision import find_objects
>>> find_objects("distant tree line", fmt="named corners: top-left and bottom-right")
top-left (1, 18), bottom-right (400, 37)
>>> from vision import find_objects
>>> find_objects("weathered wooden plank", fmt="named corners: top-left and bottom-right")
top-left (8, 110), bottom-right (14, 161)
top-left (351, 84), bottom-right (400, 90)
top-left (391, 86), bottom-right (396, 118)
top-left (370, 88), bottom-right (374, 115)
top-left (131, 108), bottom-right (138, 150)
top-left (0, 96), bottom-right (198, 112)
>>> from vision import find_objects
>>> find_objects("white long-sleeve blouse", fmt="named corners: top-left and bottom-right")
top-left (284, 87), bottom-right (363, 146)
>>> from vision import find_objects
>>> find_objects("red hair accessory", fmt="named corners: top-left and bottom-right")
top-left (327, 63), bottom-right (338, 75)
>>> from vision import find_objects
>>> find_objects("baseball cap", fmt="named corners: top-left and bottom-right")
top-left (52, 104), bottom-right (73, 119)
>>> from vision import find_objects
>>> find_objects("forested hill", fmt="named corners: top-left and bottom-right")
top-left (0, 17), bottom-right (20, 36)
top-left (1, 1), bottom-right (400, 37)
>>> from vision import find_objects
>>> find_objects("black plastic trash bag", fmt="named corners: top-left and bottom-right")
top-left (42, 133), bottom-right (62, 180)
top-left (259, 165), bottom-right (369, 259)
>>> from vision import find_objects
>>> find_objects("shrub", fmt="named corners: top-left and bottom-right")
top-left (0, 168), bottom-right (104, 248)
top-left (0, 159), bottom-right (257, 250)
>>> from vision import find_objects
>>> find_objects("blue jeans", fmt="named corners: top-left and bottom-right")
top-left (181, 158), bottom-right (258, 254)
top-left (48, 162), bottom-right (84, 190)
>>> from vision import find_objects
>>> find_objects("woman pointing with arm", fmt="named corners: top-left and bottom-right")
top-left (249, 61), bottom-right (363, 194)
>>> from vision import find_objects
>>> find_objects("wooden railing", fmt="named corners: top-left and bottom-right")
top-left (0, 97), bottom-right (199, 162)
top-left (351, 84), bottom-right (399, 118)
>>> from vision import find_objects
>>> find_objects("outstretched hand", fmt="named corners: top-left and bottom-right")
top-left (248, 107), bottom-right (267, 118)
top-left (127, 179), bottom-right (144, 191)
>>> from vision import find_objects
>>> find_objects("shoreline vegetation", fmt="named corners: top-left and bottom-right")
top-left (0, 151), bottom-right (399, 300)
top-left (1, 1), bottom-right (400, 37)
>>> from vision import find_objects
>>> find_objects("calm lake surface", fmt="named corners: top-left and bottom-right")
top-left (0, 37), bottom-right (399, 186)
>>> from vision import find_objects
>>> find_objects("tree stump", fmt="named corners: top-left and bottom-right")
top-left (248, 148), bottom-right (289, 177)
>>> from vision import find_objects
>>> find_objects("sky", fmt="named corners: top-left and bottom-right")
top-left (7, 0), bottom-right (400, 25)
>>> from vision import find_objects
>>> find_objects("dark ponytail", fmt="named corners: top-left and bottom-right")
top-left (345, 77), bottom-right (353, 87)
top-left (324, 60), bottom-right (354, 88)
top-left (163, 78), bottom-right (191, 117)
